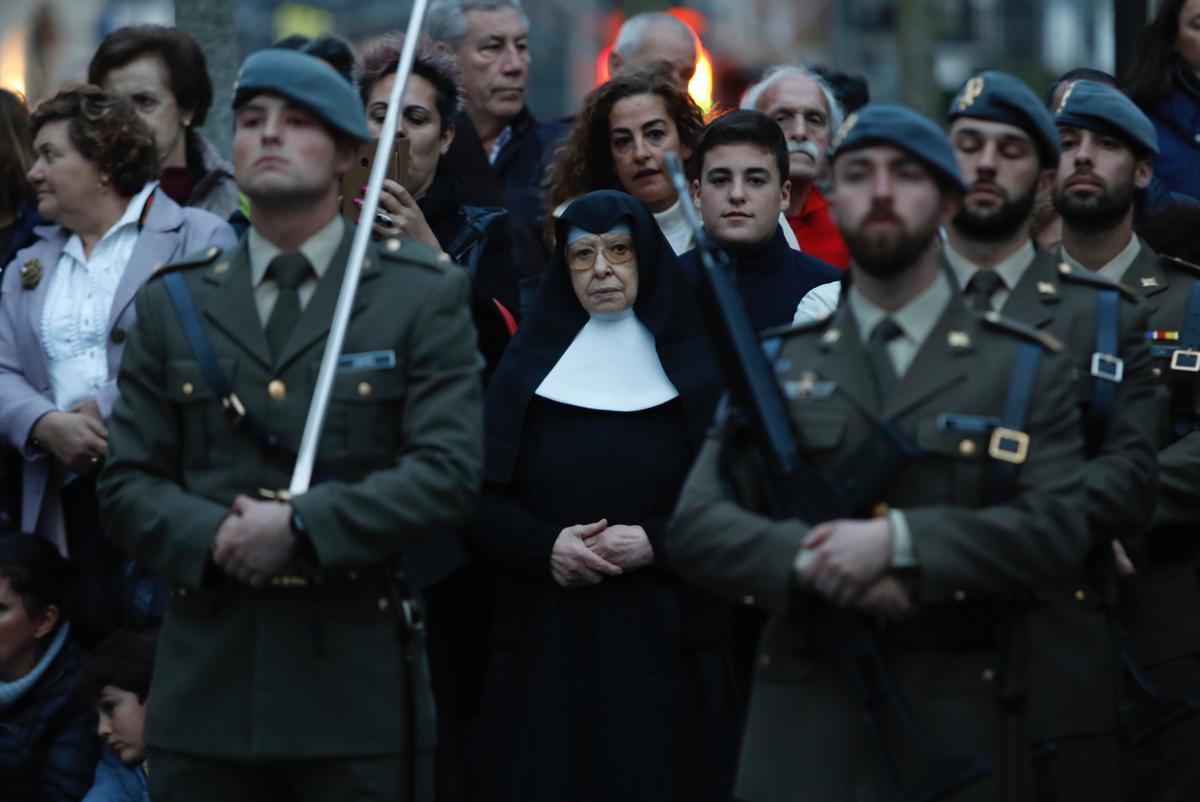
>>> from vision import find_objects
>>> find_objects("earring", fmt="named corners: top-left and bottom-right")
top-left (98, 175), bottom-right (108, 189)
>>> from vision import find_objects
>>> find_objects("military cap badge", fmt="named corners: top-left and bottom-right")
top-left (832, 112), bottom-right (859, 150)
top-left (1054, 81), bottom-right (1077, 116)
top-left (19, 259), bottom-right (42, 290)
top-left (956, 76), bottom-right (985, 111)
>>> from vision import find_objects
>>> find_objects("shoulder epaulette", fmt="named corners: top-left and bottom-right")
top-left (149, 245), bottom-right (223, 280)
top-left (980, 310), bottom-right (1064, 353)
top-left (759, 314), bottom-right (832, 340)
top-left (1055, 261), bottom-right (1138, 301)
top-left (377, 236), bottom-right (450, 272)
top-left (1159, 253), bottom-right (1200, 278)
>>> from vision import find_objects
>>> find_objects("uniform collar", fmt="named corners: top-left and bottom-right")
top-left (1060, 234), bottom-right (1141, 284)
top-left (847, 269), bottom-right (952, 348)
top-left (248, 214), bottom-right (345, 288)
top-left (943, 239), bottom-right (1035, 292)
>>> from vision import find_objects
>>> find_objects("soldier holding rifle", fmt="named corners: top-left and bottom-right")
top-left (95, 47), bottom-right (483, 801)
top-left (665, 104), bottom-right (1092, 801)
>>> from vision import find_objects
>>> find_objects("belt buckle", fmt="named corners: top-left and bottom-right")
top-left (1170, 349), bottom-right (1200, 372)
top-left (1090, 352), bottom-right (1124, 382)
top-left (988, 427), bottom-right (1029, 465)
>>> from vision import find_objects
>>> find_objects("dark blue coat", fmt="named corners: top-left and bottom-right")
top-left (0, 636), bottom-right (100, 802)
top-left (679, 225), bottom-right (843, 332)
top-left (1149, 65), bottom-right (1200, 202)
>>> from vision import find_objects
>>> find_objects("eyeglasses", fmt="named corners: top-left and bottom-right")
top-left (565, 234), bottom-right (636, 272)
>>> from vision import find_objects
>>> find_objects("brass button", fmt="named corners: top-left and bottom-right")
top-left (872, 502), bottom-right (890, 518)
top-left (378, 597), bottom-right (390, 611)
top-left (1152, 367), bottom-right (1163, 378)
top-left (758, 653), bottom-right (771, 668)
top-left (958, 439), bottom-right (977, 457)
top-left (268, 379), bottom-right (287, 401)
top-left (982, 668), bottom-right (996, 682)
top-left (181, 382), bottom-right (194, 397)
top-left (1074, 590), bottom-right (1086, 602)
top-left (357, 381), bottom-right (372, 397)
top-left (111, 328), bottom-right (126, 344)
top-left (361, 258), bottom-right (373, 271)
top-left (206, 246), bottom-right (220, 259)
top-left (385, 238), bottom-right (401, 253)
top-left (742, 595), bottom-right (756, 607)
top-left (953, 590), bottom-right (967, 602)
top-left (213, 261), bottom-right (230, 275)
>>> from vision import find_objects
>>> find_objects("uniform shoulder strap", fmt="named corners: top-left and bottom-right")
top-left (150, 245), bottom-right (224, 280)
top-left (376, 236), bottom-right (452, 272)
top-left (1160, 253), bottom-right (1200, 278)
top-left (980, 310), bottom-right (1064, 353)
top-left (1054, 261), bottom-right (1138, 300)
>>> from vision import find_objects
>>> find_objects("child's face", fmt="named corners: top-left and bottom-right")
top-left (95, 685), bottom-right (147, 765)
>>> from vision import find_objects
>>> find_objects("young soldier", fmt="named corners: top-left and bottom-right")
top-left (96, 50), bottom-right (483, 801)
top-left (1052, 79), bottom-right (1200, 802)
top-left (682, 109), bottom-right (841, 332)
top-left (944, 71), bottom-right (1158, 801)
top-left (666, 103), bottom-right (1092, 801)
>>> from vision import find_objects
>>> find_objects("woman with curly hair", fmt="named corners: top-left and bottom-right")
top-left (544, 70), bottom-right (706, 254)
top-left (0, 87), bottom-right (234, 634)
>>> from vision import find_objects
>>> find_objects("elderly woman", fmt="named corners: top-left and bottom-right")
top-left (465, 190), bottom-right (737, 802)
top-left (544, 70), bottom-right (706, 254)
top-left (0, 87), bottom-right (234, 628)
top-left (0, 534), bottom-right (98, 801)
top-left (88, 25), bottom-right (238, 218)
top-left (356, 33), bottom-right (520, 381)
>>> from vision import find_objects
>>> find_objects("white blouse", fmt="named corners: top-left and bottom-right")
top-left (40, 182), bottom-right (156, 410)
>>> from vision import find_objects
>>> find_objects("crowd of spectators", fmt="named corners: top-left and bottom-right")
top-left (0, 0), bottom-right (1198, 799)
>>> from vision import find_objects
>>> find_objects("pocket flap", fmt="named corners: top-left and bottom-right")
top-left (917, 418), bottom-right (986, 460)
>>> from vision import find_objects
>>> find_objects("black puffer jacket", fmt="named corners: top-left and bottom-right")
top-left (0, 636), bottom-right (100, 802)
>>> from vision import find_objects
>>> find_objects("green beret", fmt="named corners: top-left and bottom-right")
top-left (831, 103), bottom-right (967, 194)
top-left (233, 49), bottom-right (370, 143)
top-left (1053, 79), bottom-right (1158, 157)
top-left (947, 70), bottom-right (1061, 167)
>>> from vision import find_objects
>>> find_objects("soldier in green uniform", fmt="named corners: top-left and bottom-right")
top-left (665, 103), bottom-right (1093, 801)
top-left (1050, 78), bottom-right (1200, 802)
top-left (95, 49), bottom-right (483, 801)
top-left (942, 71), bottom-right (1158, 800)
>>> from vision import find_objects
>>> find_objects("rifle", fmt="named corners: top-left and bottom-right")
top-left (663, 153), bottom-right (989, 801)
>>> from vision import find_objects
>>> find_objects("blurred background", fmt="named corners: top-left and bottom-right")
top-left (0, 0), bottom-right (1141, 156)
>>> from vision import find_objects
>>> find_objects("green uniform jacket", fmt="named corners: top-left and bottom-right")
top-left (666, 293), bottom-right (1090, 802)
top-left (1118, 242), bottom-right (1200, 667)
top-left (973, 250), bottom-right (1157, 740)
top-left (96, 230), bottom-right (484, 759)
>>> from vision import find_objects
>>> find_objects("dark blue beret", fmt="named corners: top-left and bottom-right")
top-left (233, 49), bottom-right (370, 142)
top-left (947, 70), bottom-right (1060, 167)
top-left (831, 103), bottom-right (966, 194)
top-left (1053, 79), bottom-right (1158, 156)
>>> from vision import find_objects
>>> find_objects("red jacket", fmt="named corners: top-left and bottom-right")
top-left (786, 186), bottom-right (850, 269)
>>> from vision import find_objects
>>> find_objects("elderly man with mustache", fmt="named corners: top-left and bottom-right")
top-left (742, 65), bottom-right (850, 269)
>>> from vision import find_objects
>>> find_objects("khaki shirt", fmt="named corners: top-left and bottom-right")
top-left (247, 214), bottom-right (345, 324)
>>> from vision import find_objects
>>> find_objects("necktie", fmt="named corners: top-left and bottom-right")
top-left (966, 270), bottom-right (1004, 313)
top-left (868, 317), bottom-right (904, 402)
top-left (265, 252), bottom-right (313, 359)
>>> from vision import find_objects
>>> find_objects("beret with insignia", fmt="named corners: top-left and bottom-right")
top-left (832, 103), bottom-right (967, 194)
top-left (1054, 79), bottom-right (1158, 157)
top-left (948, 70), bottom-right (1060, 167)
top-left (233, 49), bottom-right (369, 142)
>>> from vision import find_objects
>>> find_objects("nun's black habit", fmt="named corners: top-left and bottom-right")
top-left (465, 191), bottom-right (738, 802)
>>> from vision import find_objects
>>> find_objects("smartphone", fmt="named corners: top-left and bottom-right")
top-left (341, 137), bottom-right (411, 222)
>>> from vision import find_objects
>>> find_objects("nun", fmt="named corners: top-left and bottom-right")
top-left (465, 190), bottom-right (738, 802)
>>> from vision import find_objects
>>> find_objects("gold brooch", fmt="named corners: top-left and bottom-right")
top-left (19, 259), bottom-right (41, 290)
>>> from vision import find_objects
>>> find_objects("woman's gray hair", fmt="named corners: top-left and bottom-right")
top-left (741, 65), bottom-right (844, 135)
top-left (426, 0), bottom-right (528, 49)
top-left (612, 12), bottom-right (694, 59)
